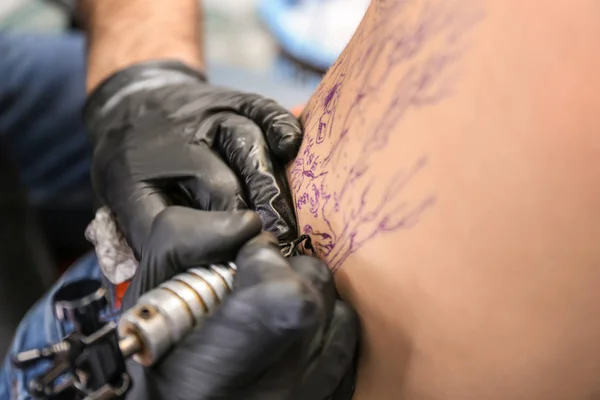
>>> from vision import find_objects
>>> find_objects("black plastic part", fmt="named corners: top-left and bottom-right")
top-left (81, 324), bottom-right (128, 394)
top-left (53, 280), bottom-right (128, 395)
top-left (54, 279), bottom-right (107, 336)
top-left (14, 278), bottom-right (130, 399)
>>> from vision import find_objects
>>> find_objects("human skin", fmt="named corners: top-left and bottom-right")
top-left (288, 0), bottom-right (600, 398)
top-left (79, 0), bottom-right (204, 92)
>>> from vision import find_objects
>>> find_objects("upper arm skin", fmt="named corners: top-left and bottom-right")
top-left (287, 1), bottom-right (600, 399)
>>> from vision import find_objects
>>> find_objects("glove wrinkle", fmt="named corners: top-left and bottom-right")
top-left (86, 60), bottom-right (301, 256)
top-left (216, 116), bottom-right (297, 242)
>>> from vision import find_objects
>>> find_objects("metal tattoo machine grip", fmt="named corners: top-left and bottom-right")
top-left (13, 263), bottom-right (237, 399)
top-left (118, 262), bottom-right (236, 366)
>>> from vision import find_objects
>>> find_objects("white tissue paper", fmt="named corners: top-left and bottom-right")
top-left (85, 207), bottom-right (138, 284)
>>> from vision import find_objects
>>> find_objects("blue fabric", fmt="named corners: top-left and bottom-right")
top-left (0, 31), bottom-right (93, 207)
top-left (257, 0), bottom-right (338, 71)
top-left (0, 31), bottom-right (109, 399)
top-left (0, 253), bottom-right (116, 400)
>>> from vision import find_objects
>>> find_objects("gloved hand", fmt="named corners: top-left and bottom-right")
top-left (123, 208), bottom-right (358, 400)
top-left (84, 60), bottom-right (302, 259)
top-left (121, 206), bottom-right (262, 306)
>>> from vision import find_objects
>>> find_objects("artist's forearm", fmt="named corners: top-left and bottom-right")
top-left (79, 0), bottom-right (204, 92)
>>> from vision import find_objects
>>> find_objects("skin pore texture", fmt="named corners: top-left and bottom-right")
top-left (288, 0), bottom-right (600, 399)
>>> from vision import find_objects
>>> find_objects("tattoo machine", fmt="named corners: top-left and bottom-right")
top-left (12, 262), bottom-right (236, 399)
top-left (12, 237), bottom-right (309, 400)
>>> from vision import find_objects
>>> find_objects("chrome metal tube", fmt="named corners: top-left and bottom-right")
top-left (117, 263), bottom-right (236, 366)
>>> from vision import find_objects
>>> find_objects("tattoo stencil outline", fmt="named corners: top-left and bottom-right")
top-left (290, 1), bottom-right (483, 272)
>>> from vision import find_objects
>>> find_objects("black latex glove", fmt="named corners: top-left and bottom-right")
top-left (84, 60), bottom-right (302, 259)
top-left (123, 212), bottom-right (358, 400)
top-left (121, 206), bottom-right (262, 308)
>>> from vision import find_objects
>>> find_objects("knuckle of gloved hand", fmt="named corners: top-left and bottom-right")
top-left (234, 123), bottom-right (264, 149)
top-left (235, 247), bottom-right (288, 286)
top-left (332, 301), bottom-right (360, 332)
top-left (211, 210), bottom-right (261, 240)
top-left (271, 116), bottom-right (303, 160)
top-left (149, 207), bottom-right (180, 235)
top-left (207, 173), bottom-right (244, 210)
top-left (223, 129), bottom-right (266, 167)
top-left (250, 280), bottom-right (323, 333)
top-left (238, 231), bottom-right (278, 253)
top-left (290, 255), bottom-right (333, 292)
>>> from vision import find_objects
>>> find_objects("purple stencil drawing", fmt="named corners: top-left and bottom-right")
top-left (291, 1), bottom-right (484, 273)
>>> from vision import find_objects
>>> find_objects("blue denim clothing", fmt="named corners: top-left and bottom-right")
top-left (0, 31), bottom-right (96, 259)
top-left (0, 253), bottom-right (118, 400)
top-left (0, 31), bottom-right (113, 399)
top-left (0, 31), bottom-right (92, 207)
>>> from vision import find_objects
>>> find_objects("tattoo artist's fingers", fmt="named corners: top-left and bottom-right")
top-left (289, 255), bottom-right (336, 325)
top-left (145, 207), bottom-right (262, 281)
top-left (92, 139), bottom-right (169, 259)
top-left (287, 256), bottom-right (336, 374)
top-left (234, 232), bottom-right (305, 289)
top-left (217, 115), bottom-right (298, 243)
top-left (297, 301), bottom-right (360, 399)
top-left (110, 183), bottom-right (168, 261)
top-left (122, 207), bottom-right (262, 309)
top-left (178, 142), bottom-right (247, 211)
top-left (237, 95), bottom-right (303, 162)
top-left (154, 249), bottom-right (323, 399)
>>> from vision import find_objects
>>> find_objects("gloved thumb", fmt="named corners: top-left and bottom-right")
top-left (122, 207), bottom-right (262, 310)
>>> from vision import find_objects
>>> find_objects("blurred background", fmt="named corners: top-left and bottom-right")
top-left (0, 0), bottom-right (368, 360)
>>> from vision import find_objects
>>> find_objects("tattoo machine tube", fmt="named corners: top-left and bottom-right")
top-left (118, 262), bottom-right (236, 366)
